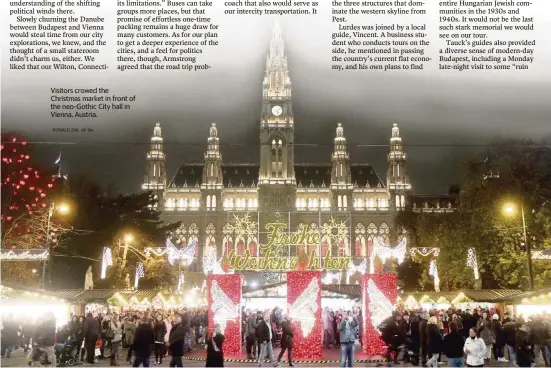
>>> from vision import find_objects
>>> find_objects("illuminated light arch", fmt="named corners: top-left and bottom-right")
top-left (188, 223), bottom-right (199, 257)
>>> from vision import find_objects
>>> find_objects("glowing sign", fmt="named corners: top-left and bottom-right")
top-left (0, 249), bottom-right (50, 261)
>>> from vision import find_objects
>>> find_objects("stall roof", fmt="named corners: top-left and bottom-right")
top-left (54, 289), bottom-right (161, 303)
top-left (402, 289), bottom-right (524, 303)
top-left (495, 287), bottom-right (551, 304)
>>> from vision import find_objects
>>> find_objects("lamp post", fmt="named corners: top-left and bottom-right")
top-left (503, 202), bottom-right (533, 290)
top-left (42, 201), bottom-right (69, 289)
top-left (121, 233), bottom-right (134, 269)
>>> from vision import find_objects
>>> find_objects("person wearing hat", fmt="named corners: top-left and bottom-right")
top-left (490, 313), bottom-right (507, 363)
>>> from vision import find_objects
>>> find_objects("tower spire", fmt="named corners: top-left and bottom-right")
top-left (142, 122), bottom-right (166, 199)
top-left (387, 123), bottom-right (410, 209)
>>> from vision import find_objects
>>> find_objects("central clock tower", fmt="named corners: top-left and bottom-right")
top-left (259, 22), bottom-right (296, 211)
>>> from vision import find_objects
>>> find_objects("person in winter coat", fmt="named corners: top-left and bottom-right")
top-left (515, 321), bottom-right (533, 367)
top-left (476, 312), bottom-right (494, 363)
top-left (464, 327), bottom-right (486, 367)
top-left (490, 314), bottom-right (507, 362)
top-left (420, 313), bottom-right (429, 365)
top-left (124, 317), bottom-right (137, 363)
top-left (322, 307), bottom-right (335, 348)
top-left (83, 312), bottom-right (100, 364)
top-left (109, 316), bottom-right (123, 366)
top-left (205, 323), bottom-right (225, 367)
top-left (409, 313), bottom-right (421, 366)
top-left (442, 321), bottom-right (465, 367)
top-left (426, 316), bottom-right (443, 367)
top-left (169, 315), bottom-right (186, 368)
top-left (256, 309), bottom-right (275, 367)
top-left (153, 315), bottom-right (167, 365)
top-left (133, 316), bottom-right (155, 367)
top-left (501, 318), bottom-right (516, 363)
top-left (338, 312), bottom-right (359, 367)
top-left (276, 314), bottom-right (294, 367)
top-left (245, 312), bottom-right (258, 359)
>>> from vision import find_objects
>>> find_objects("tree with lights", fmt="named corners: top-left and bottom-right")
top-left (57, 178), bottom-right (180, 289)
top-left (399, 139), bottom-right (551, 290)
top-left (0, 134), bottom-right (73, 285)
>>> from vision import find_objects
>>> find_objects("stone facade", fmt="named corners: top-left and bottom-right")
top-left (141, 24), bottom-right (415, 271)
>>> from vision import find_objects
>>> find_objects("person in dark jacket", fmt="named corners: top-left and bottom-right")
top-left (31, 312), bottom-right (56, 366)
top-left (502, 319), bottom-right (517, 363)
top-left (1, 316), bottom-right (18, 359)
top-left (419, 313), bottom-right (429, 365)
top-left (426, 316), bottom-right (443, 367)
top-left (442, 321), bottom-right (465, 367)
top-left (169, 315), bottom-right (186, 368)
top-left (133, 316), bottom-right (154, 367)
top-left (491, 314), bottom-right (506, 362)
top-left (256, 310), bottom-right (275, 367)
top-left (83, 312), bottom-right (100, 364)
top-left (205, 323), bottom-right (225, 367)
top-left (380, 313), bottom-right (405, 366)
top-left (276, 314), bottom-right (294, 367)
top-left (245, 312), bottom-right (258, 359)
top-left (153, 315), bottom-right (167, 365)
top-left (515, 321), bottom-right (533, 367)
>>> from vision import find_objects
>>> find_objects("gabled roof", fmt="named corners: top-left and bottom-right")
top-left (168, 163), bottom-right (203, 188)
top-left (295, 164), bottom-right (331, 188)
top-left (54, 289), bottom-right (160, 303)
top-left (222, 164), bottom-right (259, 188)
top-left (350, 163), bottom-right (385, 188)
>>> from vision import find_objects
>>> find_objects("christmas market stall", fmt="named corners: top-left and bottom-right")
top-left (0, 283), bottom-right (72, 327)
top-left (501, 287), bottom-right (551, 318)
top-left (54, 287), bottom-right (207, 315)
top-left (398, 289), bottom-right (524, 313)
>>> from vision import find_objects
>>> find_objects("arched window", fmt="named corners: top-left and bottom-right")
top-left (212, 195), bottom-right (216, 209)
top-left (367, 223), bottom-right (378, 257)
top-left (309, 223), bottom-right (319, 256)
top-left (206, 195), bottom-right (211, 209)
top-left (321, 236), bottom-right (330, 256)
top-left (153, 163), bottom-right (157, 177)
top-left (354, 223), bottom-right (366, 257)
top-left (338, 195), bottom-right (342, 209)
top-left (178, 198), bottom-right (185, 208)
top-left (248, 237), bottom-right (258, 257)
top-left (343, 195), bottom-right (347, 209)
top-left (223, 223), bottom-right (233, 255)
top-left (401, 195), bottom-right (405, 208)
top-left (271, 137), bottom-right (283, 178)
top-left (380, 223), bottom-right (390, 243)
top-left (236, 237), bottom-right (246, 256)
top-left (396, 195), bottom-right (400, 208)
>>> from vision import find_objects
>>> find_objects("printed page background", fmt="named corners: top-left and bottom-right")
top-left (1, 1), bottom-right (550, 194)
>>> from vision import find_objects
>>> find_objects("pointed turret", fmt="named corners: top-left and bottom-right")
top-left (202, 123), bottom-right (223, 211)
top-left (387, 123), bottom-right (411, 209)
top-left (142, 122), bottom-right (166, 206)
top-left (331, 122), bottom-right (352, 210)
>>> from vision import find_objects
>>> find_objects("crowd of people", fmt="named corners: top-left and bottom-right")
top-left (379, 308), bottom-right (551, 367)
top-left (2, 305), bottom-right (551, 368)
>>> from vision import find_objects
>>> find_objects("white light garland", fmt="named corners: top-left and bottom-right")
top-left (289, 277), bottom-right (319, 337)
top-left (367, 279), bottom-right (394, 334)
top-left (177, 272), bottom-right (185, 291)
top-left (134, 263), bottom-right (145, 289)
top-left (429, 260), bottom-right (440, 292)
top-left (101, 247), bottom-right (113, 279)
top-left (322, 271), bottom-right (342, 285)
top-left (370, 237), bottom-right (407, 272)
top-left (203, 245), bottom-right (217, 275)
top-left (409, 247), bottom-right (440, 257)
top-left (210, 280), bottom-right (239, 334)
top-left (466, 248), bottom-right (479, 280)
top-left (166, 238), bottom-right (196, 265)
top-left (346, 258), bottom-right (367, 283)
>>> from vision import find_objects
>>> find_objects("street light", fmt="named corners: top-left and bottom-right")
top-left (503, 202), bottom-right (533, 290)
top-left (121, 233), bottom-right (134, 269)
top-left (43, 201), bottom-right (70, 289)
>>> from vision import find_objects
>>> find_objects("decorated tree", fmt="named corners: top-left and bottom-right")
top-left (399, 139), bottom-right (551, 290)
top-left (0, 134), bottom-right (72, 286)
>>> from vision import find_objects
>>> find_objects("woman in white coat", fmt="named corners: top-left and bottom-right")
top-left (464, 327), bottom-right (487, 367)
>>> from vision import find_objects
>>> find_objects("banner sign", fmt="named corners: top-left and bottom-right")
top-left (0, 249), bottom-right (50, 261)
top-left (532, 250), bottom-right (551, 261)
top-left (226, 215), bottom-right (351, 271)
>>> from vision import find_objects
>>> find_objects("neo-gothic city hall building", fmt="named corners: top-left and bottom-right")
top-left (141, 24), bottom-right (454, 273)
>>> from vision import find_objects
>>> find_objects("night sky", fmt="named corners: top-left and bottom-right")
top-left (2, 13), bottom-right (550, 194)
